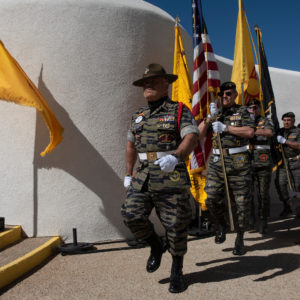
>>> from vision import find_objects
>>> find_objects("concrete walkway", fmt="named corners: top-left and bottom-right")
top-left (0, 216), bottom-right (299, 299)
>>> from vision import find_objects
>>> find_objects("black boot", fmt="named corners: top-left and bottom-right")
top-left (279, 203), bottom-right (292, 217)
top-left (169, 255), bottom-right (186, 293)
top-left (233, 231), bottom-right (246, 256)
top-left (215, 219), bottom-right (227, 244)
top-left (145, 233), bottom-right (166, 273)
top-left (258, 219), bottom-right (267, 234)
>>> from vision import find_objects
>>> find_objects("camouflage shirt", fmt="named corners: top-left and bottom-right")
top-left (212, 104), bottom-right (255, 149)
top-left (127, 98), bottom-right (199, 192)
top-left (279, 126), bottom-right (300, 159)
top-left (251, 116), bottom-right (274, 168)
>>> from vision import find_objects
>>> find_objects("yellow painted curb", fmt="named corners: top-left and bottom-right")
top-left (0, 236), bottom-right (62, 289)
top-left (0, 226), bottom-right (22, 250)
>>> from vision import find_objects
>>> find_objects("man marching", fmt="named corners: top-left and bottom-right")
top-left (121, 63), bottom-right (199, 293)
top-left (198, 81), bottom-right (255, 255)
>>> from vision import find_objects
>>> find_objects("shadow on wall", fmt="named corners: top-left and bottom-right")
top-left (32, 66), bottom-right (129, 238)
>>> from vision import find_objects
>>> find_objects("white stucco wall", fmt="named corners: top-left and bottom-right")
top-left (0, 0), bottom-right (299, 242)
top-left (0, 0), bottom-right (192, 242)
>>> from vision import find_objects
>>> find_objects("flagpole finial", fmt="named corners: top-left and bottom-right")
top-left (175, 16), bottom-right (180, 26)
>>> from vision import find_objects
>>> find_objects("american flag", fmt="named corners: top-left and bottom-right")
top-left (190, 0), bottom-right (220, 171)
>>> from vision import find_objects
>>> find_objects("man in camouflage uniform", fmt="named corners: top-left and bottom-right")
top-left (121, 63), bottom-right (199, 293)
top-left (247, 99), bottom-right (274, 234)
top-left (275, 112), bottom-right (300, 216)
top-left (198, 81), bottom-right (255, 255)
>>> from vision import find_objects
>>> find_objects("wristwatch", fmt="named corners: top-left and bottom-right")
top-left (224, 125), bottom-right (229, 132)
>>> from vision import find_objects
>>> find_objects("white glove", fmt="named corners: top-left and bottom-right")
top-left (277, 135), bottom-right (286, 144)
top-left (209, 102), bottom-right (219, 118)
top-left (154, 154), bottom-right (178, 172)
top-left (123, 176), bottom-right (132, 189)
top-left (212, 121), bottom-right (227, 133)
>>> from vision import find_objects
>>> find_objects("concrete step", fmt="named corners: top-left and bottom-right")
top-left (0, 226), bottom-right (22, 250)
top-left (0, 226), bottom-right (61, 290)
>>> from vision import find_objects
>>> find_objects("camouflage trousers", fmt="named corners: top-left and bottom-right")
top-left (252, 166), bottom-right (272, 220)
top-left (204, 152), bottom-right (252, 231)
top-left (275, 165), bottom-right (300, 203)
top-left (121, 187), bottom-right (192, 256)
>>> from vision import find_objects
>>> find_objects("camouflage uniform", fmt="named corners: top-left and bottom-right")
top-left (205, 104), bottom-right (255, 231)
top-left (275, 126), bottom-right (300, 203)
top-left (121, 98), bottom-right (199, 256)
top-left (249, 116), bottom-right (274, 221)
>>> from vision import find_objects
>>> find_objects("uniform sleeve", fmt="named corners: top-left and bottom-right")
top-left (179, 105), bottom-right (200, 139)
top-left (127, 115), bottom-right (135, 142)
top-left (296, 128), bottom-right (300, 143)
top-left (263, 118), bottom-right (275, 133)
top-left (241, 106), bottom-right (255, 128)
top-left (127, 129), bottom-right (135, 142)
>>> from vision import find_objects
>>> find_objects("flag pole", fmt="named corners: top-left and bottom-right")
top-left (280, 145), bottom-right (293, 191)
top-left (191, 0), bottom-right (203, 231)
top-left (254, 25), bottom-right (262, 100)
top-left (192, 0), bottom-right (202, 121)
top-left (210, 91), bottom-right (235, 231)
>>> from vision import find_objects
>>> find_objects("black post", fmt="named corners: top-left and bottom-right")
top-left (72, 228), bottom-right (78, 245)
top-left (0, 217), bottom-right (4, 231)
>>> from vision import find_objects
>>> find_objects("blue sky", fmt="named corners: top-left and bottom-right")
top-left (144, 0), bottom-right (300, 72)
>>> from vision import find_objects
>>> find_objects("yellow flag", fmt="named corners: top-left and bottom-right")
top-left (0, 41), bottom-right (63, 156)
top-left (171, 23), bottom-right (207, 210)
top-left (172, 24), bottom-right (192, 110)
top-left (231, 0), bottom-right (259, 105)
top-left (187, 163), bottom-right (207, 210)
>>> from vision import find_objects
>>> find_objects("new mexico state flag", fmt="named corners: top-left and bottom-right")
top-left (231, 0), bottom-right (259, 105)
top-left (172, 23), bottom-right (207, 210)
top-left (0, 41), bottom-right (63, 156)
top-left (172, 23), bottom-right (193, 111)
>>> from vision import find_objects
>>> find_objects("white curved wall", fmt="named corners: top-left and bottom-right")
top-left (0, 0), bottom-right (299, 242)
top-left (0, 0), bottom-right (192, 242)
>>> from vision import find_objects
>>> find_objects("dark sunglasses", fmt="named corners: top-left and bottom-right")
top-left (220, 91), bottom-right (233, 97)
top-left (248, 105), bottom-right (258, 110)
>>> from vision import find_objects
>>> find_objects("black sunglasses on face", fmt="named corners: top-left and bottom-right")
top-left (220, 91), bottom-right (233, 97)
top-left (248, 105), bottom-right (257, 110)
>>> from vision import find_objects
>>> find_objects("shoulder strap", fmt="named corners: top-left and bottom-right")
top-left (177, 102), bottom-right (184, 133)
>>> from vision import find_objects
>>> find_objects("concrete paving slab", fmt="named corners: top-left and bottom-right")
top-left (0, 216), bottom-right (299, 299)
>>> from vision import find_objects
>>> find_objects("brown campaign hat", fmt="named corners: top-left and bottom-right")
top-left (132, 63), bottom-right (178, 86)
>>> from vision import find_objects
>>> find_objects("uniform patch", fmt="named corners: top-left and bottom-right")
top-left (233, 153), bottom-right (246, 168)
top-left (158, 123), bottom-right (171, 129)
top-left (159, 133), bottom-right (175, 143)
top-left (260, 154), bottom-right (268, 161)
top-left (213, 156), bottom-right (219, 163)
top-left (135, 115), bottom-right (144, 123)
top-left (230, 115), bottom-right (241, 121)
top-left (158, 115), bottom-right (175, 122)
top-left (169, 170), bottom-right (180, 182)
